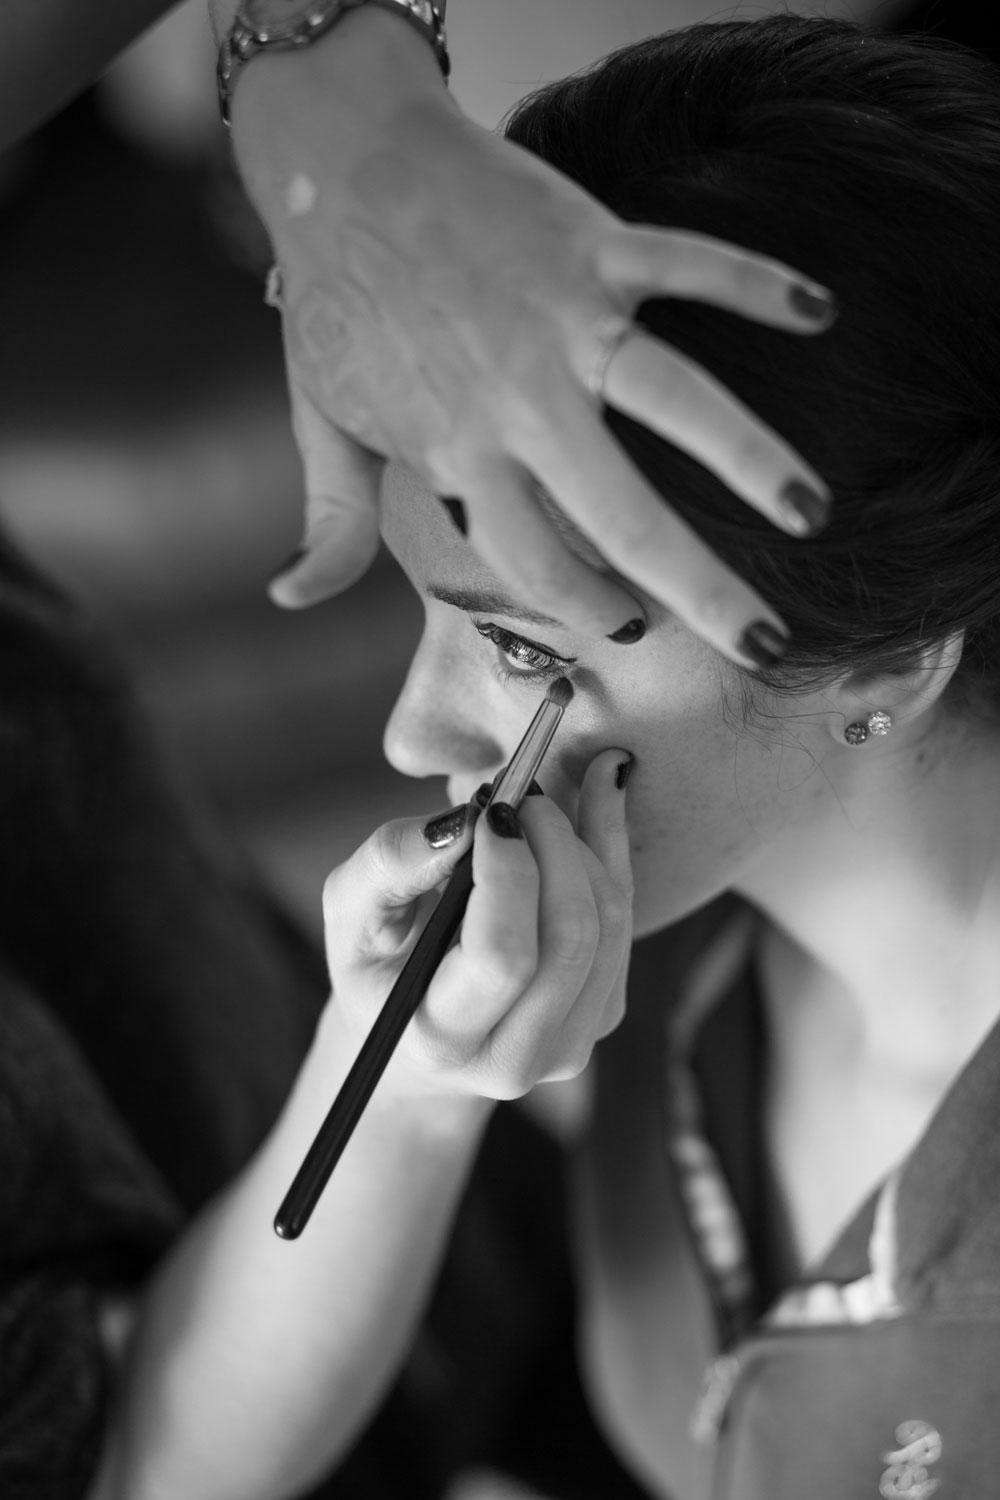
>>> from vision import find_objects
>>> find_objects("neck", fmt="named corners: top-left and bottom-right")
top-left (739, 714), bottom-right (1000, 1089)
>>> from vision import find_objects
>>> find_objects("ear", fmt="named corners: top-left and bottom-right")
top-left (821, 631), bottom-right (965, 746)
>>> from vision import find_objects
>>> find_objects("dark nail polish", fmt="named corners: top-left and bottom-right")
top-left (474, 778), bottom-right (540, 811)
top-left (788, 282), bottom-right (839, 327)
top-left (779, 480), bottom-right (832, 537)
top-left (439, 496), bottom-right (468, 536)
top-left (486, 802), bottom-right (523, 839)
top-left (423, 804), bottom-right (470, 848)
top-left (738, 620), bottom-right (790, 670)
top-left (615, 755), bottom-right (634, 791)
top-left (608, 617), bottom-right (646, 645)
top-left (268, 545), bottom-right (306, 584)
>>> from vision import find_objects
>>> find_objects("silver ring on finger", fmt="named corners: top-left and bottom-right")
top-left (586, 314), bottom-right (637, 404)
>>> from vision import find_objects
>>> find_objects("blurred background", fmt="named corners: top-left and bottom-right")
top-left (0, 0), bottom-right (987, 940)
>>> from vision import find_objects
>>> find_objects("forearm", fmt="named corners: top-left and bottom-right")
top-left (0, 0), bottom-right (178, 148)
top-left (93, 1002), bottom-right (492, 1500)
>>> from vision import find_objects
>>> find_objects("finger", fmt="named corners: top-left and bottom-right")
top-left (516, 829), bottom-right (629, 1085)
top-left (324, 807), bottom-right (478, 967)
top-left (454, 453), bottom-right (644, 640)
top-left (524, 794), bottom-right (602, 985)
top-left (594, 953), bottom-right (629, 1046)
top-left (573, 752), bottom-right (634, 1051)
top-left (268, 376), bottom-right (384, 608)
top-left (417, 802), bottom-right (541, 1053)
top-left (522, 399), bottom-right (790, 670)
top-left (601, 226), bottom-right (838, 333)
top-left (598, 329), bottom-right (831, 535)
top-left (480, 797), bottom-right (602, 1086)
top-left (575, 749), bottom-right (635, 906)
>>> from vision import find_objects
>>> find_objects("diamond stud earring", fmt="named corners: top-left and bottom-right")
top-left (844, 709), bottom-right (893, 746)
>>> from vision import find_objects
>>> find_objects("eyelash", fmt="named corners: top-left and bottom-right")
top-left (473, 621), bottom-right (571, 685)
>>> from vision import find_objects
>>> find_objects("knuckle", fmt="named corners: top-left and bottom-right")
top-left (544, 1041), bottom-right (595, 1083)
top-left (608, 497), bottom-right (672, 557)
top-left (694, 579), bottom-right (739, 633)
top-left (474, 947), bottom-right (536, 1003)
top-left (505, 534), bottom-right (580, 599)
top-left (599, 992), bottom-right (628, 1039)
top-left (728, 250), bottom-right (769, 301)
top-left (599, 884), bottom-right (631, 938)
top-left (486, 1035), bottom-right (538, 1099)
top-left (503, 1058), bottom-right (542, 1099)
top-left (408, 1013), bottom-right (479, 1075)
top-left (728, 426), bottom-right (774, 486)
top-left (547, 902), bottom-right (600, 967)
top-left (361, 820), bottom-right (410, 885)
top-left (489, 1073), bottom-right (531, 1103)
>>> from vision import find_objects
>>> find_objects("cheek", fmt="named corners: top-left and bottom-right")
top-left (612, 697), bottom-right (793, 934)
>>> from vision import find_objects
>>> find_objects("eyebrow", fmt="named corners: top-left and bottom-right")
top-left (427, 583), bottom-right (566, 630)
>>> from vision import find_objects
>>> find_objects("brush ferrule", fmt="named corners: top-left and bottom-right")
top-left (488, 697), bottom-right (565, 810)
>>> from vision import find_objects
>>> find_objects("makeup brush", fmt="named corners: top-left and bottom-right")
top-left (274, 676), bottom-right (574, 1239)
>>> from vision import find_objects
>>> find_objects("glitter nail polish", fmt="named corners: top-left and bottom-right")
top-left (423, 805), bottom-right (470, 848)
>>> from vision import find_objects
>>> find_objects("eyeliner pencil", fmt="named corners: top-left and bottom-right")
top-left (274, 675), bottom-right (574, 1240)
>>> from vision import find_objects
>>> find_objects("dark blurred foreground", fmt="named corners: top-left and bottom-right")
top-left (0, 90), bottom-right (441, 935)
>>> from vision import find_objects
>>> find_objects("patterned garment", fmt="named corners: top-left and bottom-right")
top-left (663, 909), bottom-right (906, 1444)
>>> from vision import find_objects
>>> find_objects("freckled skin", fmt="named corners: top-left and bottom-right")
top-left (379, 466), bottom-right (844, 938)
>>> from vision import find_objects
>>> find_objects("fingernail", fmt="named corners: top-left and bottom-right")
top-left (439, 496), bottom-right (468, 536)
top-left (267, 544), bottom-right (307, 585)
top-left (607, 617), bottom-right (646, 645)
top-left (486, 802), bottom-right (523, 839)
top-left (778, 480), bottom-right (831, 537)
top-left (423, 804), bottom-right (472, 848)
top-left (738, 620), bottom-right (790, 670)
top-left (615, 755), bottom-right (634, 791)
top-left (473, 777), bottom-right (540, 810)
top-left (788, 282), bottom-right (839, 328)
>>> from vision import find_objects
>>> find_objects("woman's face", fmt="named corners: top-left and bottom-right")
top-left (380, 469), bottom-right (832, 937)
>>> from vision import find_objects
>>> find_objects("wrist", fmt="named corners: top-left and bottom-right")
top-left (227, 3), bottom-right (454, 222)
top-left (228, 5), bottom-right (448, 137)
top-left (303, 1000), bottom-right (495, 1151)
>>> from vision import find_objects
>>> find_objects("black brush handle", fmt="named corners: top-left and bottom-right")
top-left (274, 849), bottom-right (474, 1240)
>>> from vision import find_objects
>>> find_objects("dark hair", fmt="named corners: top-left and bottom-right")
top-left (503, 17), bottom-right (1000, 718)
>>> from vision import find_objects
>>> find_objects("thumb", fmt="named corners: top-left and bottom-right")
top-left (325, 803), bottom-right (481, 953)
top-left (269, 376), bottom-right (384, 607)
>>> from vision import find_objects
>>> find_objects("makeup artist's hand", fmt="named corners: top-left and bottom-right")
top-left (322, 751), bottom-right (633, 1100)
top-left (224, 8), bottom-right (835, 669)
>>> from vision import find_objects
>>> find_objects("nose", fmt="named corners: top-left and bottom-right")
top-left (383, 624), bottom-right (504, 782)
